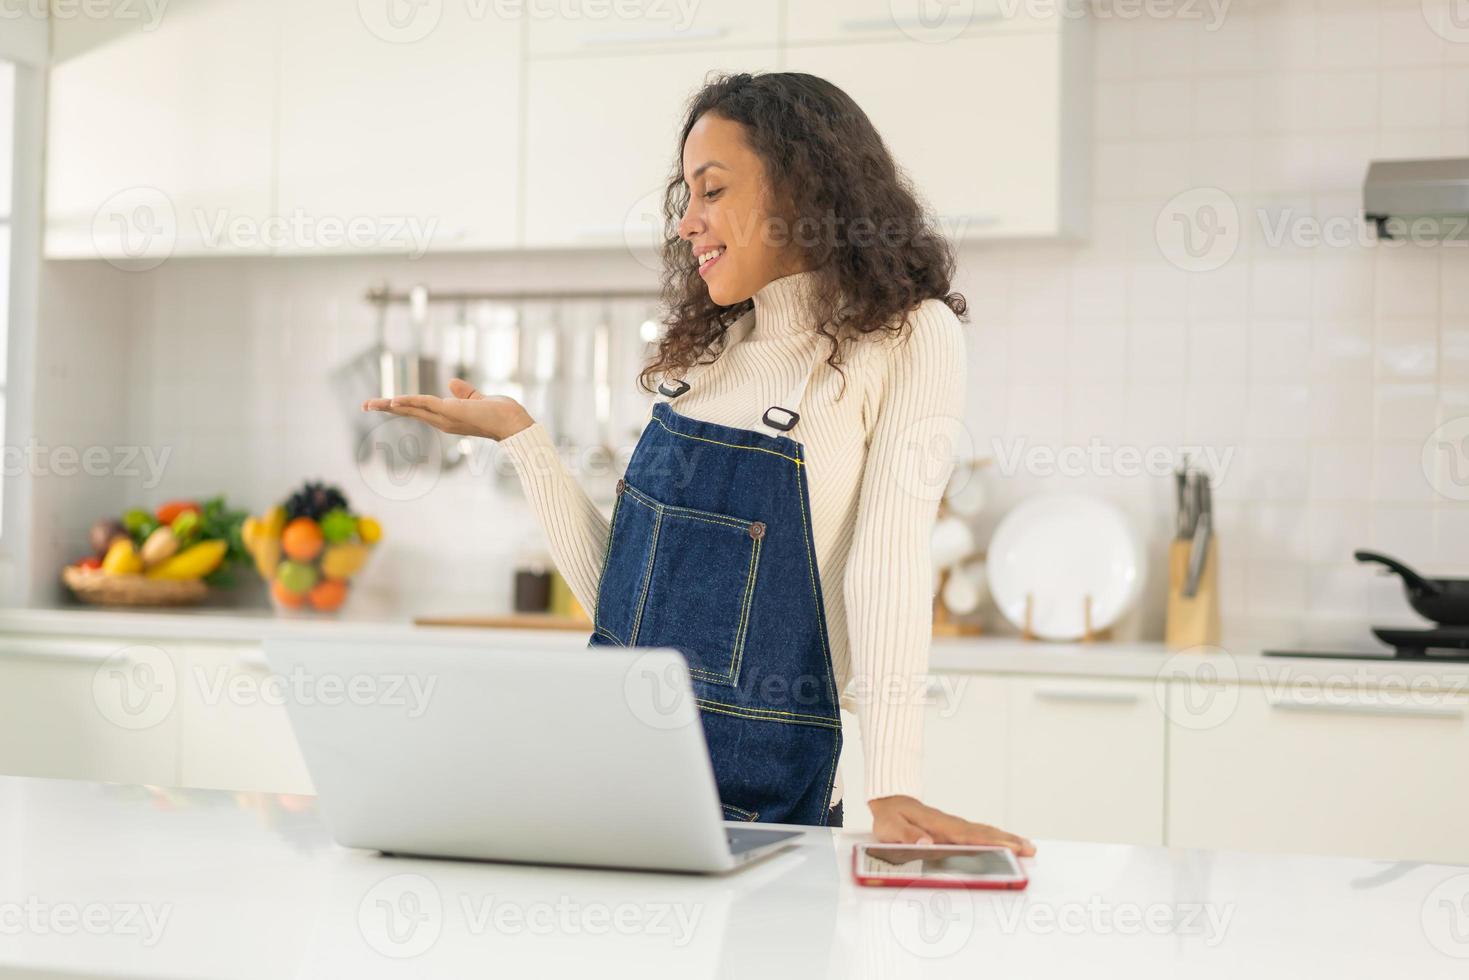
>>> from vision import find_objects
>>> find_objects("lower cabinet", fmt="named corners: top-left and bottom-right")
top-left (176, 645), bottom-right (314, 795)
top-left (1005, 676), bottom-right (1166, 845)
top-left (0, 636), bottom-right (179, 786)
top-left (1168, 681), bottom-right (1469, 864)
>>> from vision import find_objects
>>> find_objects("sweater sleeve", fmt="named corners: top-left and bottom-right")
top-left (843, 301), bottom-right (967, 802)
top-left (497, 400), bottom-right (654, 616)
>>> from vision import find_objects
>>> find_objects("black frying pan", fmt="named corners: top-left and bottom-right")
top-left (1354, 551), bottom-right (1469, 626)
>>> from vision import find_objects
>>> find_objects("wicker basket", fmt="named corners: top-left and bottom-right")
top-left (62, 566), bottom-right (209, 607)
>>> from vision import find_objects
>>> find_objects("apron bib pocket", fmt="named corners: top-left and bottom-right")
top-left (598, 479), bottom-right (764, 687)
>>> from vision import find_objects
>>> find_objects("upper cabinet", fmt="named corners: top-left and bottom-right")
top-left (45, 0), bottom-right (1089, 258)
top-left (522, 48), bottom-right (778, 249)
top-left (47, 0), bottom-right (279, 260)
top-left (277, 2), bottom-right (522, 253)
top-left (786, 0), bottom-right (1056, 42)
top-left (785, 20), bottom-right (1089, 241)
top-left (527, 0), bottom-right (778, 55)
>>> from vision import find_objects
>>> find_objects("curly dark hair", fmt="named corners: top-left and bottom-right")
top-left (638, 71), bottom-right (967, 397)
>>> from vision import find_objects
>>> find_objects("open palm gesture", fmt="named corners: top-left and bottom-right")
top-left (362, 378), bottom-right (534, 442)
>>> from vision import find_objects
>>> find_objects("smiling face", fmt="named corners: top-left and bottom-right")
top-left (676, 112), bottom-right (802, 306)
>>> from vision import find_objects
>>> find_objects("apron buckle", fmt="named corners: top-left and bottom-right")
top-left (658, 378), bottom-right (690, 398)
top-left (761, 407), bottom-right (799, 432)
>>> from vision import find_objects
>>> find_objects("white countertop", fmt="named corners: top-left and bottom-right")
top-left (3, 606), bottom-right (1468, 689)
top-left (0, 775), bottom-right (1463, 979)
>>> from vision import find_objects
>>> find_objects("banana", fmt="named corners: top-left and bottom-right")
top-left (145, 539), bottom-right (229, 581)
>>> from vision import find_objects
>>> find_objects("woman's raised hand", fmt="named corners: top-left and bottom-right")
top-left (362, 378), bottom-right (535, 442)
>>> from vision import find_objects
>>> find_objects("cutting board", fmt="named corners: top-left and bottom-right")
top-left (413, 613), bottom-right (592, 631)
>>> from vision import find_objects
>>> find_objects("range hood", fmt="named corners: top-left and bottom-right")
top-left (1363, 157), bottom-right (1469, 240)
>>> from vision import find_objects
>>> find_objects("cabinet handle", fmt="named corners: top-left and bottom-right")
top-left (580, 26), bottom-right (729, 46)
top-left (0, 645), bottom-right (125, 665)
top-left (1033, 688), bottom-right (1139, 705)
top-left (840, 14), bottom-right (1002, 33)
top-left (1268, 697), bottom-right (1465, 720)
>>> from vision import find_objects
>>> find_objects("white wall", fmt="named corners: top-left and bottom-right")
top-left (34, 1), bottom-right (1469, 640)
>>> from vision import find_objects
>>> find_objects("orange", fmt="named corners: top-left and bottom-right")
top-left (271, 578), bottom-right (306, 608)
top-left (309, 578), bottom-right (349, 612)
top-left (281, 517), bottom-right (324, 561)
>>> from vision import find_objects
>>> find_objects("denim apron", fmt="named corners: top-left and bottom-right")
top-left (587, 318), bottom-right (842, 826)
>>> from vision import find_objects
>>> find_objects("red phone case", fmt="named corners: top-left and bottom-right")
top-left (851, 845), bottom-right (1030, 890)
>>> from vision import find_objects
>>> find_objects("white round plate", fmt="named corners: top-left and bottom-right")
top-left (985, 494), bottom-right (1146, 641)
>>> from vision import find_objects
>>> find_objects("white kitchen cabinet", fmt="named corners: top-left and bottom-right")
top-left (838, 674), bottom-right (1008, 833)
top-left (528, 0), bottom-right (778, 56)
top-left (276, 1), bottom-right (522, 253)
top-left (785, 27), bottom-right (1089, 240)
top-left (785, 0), bottom-right (1056, 44)
top-left (46, 0), bottom-right (279, 259)
top-left (522, 48), bottom-right (779, 249)
top-left (1168, 681), bottom-right (1469, 864)
top-left (1006, 676), bottom-right (1166, 845)
top-left (176, 645), bottom-right (314, 795)
top-left (0, 637), bottom-right (179, 786)
top-left (922, 672), bottom-right (1009, 823)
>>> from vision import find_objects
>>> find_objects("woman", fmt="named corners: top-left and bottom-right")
top-left (367, 72), bottom-right (1033, 854)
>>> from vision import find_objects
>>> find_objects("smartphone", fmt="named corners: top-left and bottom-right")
top-left (852, 843), bottom-right (1029, 889)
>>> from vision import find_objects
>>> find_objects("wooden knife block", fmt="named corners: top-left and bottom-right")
top-left (1165, 537), bottom-right (1220, 651)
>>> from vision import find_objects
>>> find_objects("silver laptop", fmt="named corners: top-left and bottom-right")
top-left (264, 635), bottom-right (801, 873)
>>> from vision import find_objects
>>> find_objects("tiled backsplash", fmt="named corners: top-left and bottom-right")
top-left (34, 0), bottom-right (1469, 641)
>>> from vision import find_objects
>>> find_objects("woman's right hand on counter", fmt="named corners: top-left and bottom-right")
top-left (363, 378), bottom-right (534, 442)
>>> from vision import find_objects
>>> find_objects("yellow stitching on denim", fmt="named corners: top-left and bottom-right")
top-left (794, 449), bottom-right (839, 707)
top-left (722, 803), bottom-right (759, 822)
top-left (651, 414), bottom-right (804, 466)
top-left (592, 626), bottom-right (624, 645)
top-left (624, 481), bottom-right (758, 532)
top-left (591, 491), bottom-right (624, 636)
top-left (629, 509), bottom-right (660, 644)
top-left (729, 536), bottom-right (760, 685)
top-left (695, 699), bottom-right (842, 729)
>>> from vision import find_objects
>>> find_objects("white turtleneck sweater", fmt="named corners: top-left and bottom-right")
top-left (498, 271), bottom-right (966, 805)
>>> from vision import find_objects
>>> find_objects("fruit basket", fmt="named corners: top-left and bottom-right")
top-left (244, 481), bottom-right (382, 614)
top-left (62, 498), bottom-right (249, 607)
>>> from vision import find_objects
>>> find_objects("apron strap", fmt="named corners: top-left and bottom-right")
top-left (654, 315), bottom-right (823, 440)
top-left (757, 336), bottom-right (823, 438)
